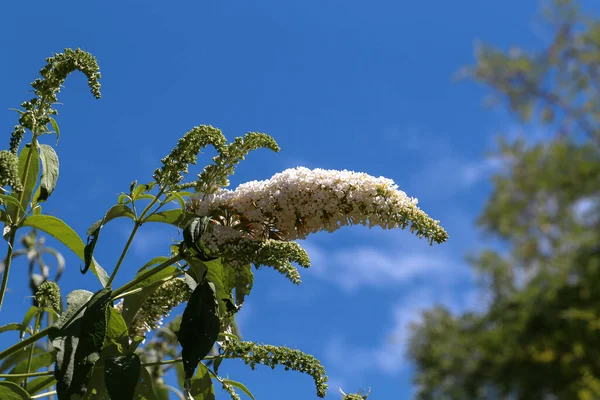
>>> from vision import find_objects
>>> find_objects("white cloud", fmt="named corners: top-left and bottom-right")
top-left (323, 285), bottom-right (482, 377)
top-left (303, 241), bottom-right (468, 292)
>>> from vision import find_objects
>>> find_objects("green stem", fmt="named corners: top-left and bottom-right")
top-left (0, 136), bottom-right (39, 310)
top-left (24, 311), bottom-right (42, 390)
top-left (0, 370), bottom-right (53, 378)
top-left (142, 355), bottom-right (219, 368)
top-left (32, 390), bottom-right (57, 399)
top-left (110, 253), bottom-right (183, 299)
top-left (106, 188), bottom-right (164, 287)
top-left (0, 327), bottom-right (51, 361)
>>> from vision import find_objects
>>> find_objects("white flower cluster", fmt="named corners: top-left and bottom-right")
top-left (192, 167), bottom-right (448, 244)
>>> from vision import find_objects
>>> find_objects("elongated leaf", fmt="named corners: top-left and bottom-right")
top-left (177, 278), bottom-right (220, 380)
top-left (144, 209), bottom-right (192, 226)
top-left (164, 191), bottom-right (187, 211)
top-left (134, 366), bottom-right (160, 400)
top-left (21, 215), bottom-right (109, 286)
top-left (188, 258), bottom-right (234, 318)
top-left (137, 256), bottom-right (169, 273)
top-left (10, 144), bottom-right (39, 218)
top-left (105, 354), bottom-right (141, 400)
top-left (6, 352), bottom-right (54, 384)
top-left (20, 306), bottom-right (39, 339)
top-left (0, 323), bottom-right (22, 335)
top-left (0, 348), bottom-right (44, 373)
top-left (26, 376), bottom-right (56, 395)
top-left (0, 195), bottom-right (26, 220)
top-left (83, 204), bottom-right (135, 275)
top-left (0, 381), bottom-right (31, 400)
top-left (35, 144), bottom-right (59, 202)
top-left (187, 364), bottom-right (215, 400)
top-left (106, 307), bottom-right (128, 341)
top-left (221, 379), bottom-right (255, 400)
top-left (50, 117), bottom-right (60, 144)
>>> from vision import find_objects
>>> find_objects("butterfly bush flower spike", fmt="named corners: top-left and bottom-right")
top-left (192, 167), bottom-right (448, 245)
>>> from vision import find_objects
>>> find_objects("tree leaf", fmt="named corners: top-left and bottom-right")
top-left (0, 195), bottom-right (26, 220)
top-left (183, 217), bottom-right (211, 255)
top-left (177, 277), bottom-right (220, 380)
top-left (188, 258), bottom-right (234, 319)
top-left (187, 363), bottom-right (215, 400)
top-left (10, 144), bottom-right (39, 218)
top-left (106, 306), bottom-right (128, 341)
top-left (21, 215), bottom-right (109, 286)
top-left (34, 144), bottom-right (59, 203)
top-left (221, 379), bottom-right (255, 400)
top-left (0, 381), bottom-right (31, 400)
top-left (0, 348), bottom-right (44, 373)
top-left (105, 354), bottom-right (141, 400)
top-left (137, 256), bottom-right (170, 273)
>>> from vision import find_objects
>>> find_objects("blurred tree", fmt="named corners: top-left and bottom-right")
top-left (408, 1), bottom-right (600, 399)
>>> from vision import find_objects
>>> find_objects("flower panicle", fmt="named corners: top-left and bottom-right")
top-left (220, 340), bottom-right (328, 398)
top-left (154, 125), bottom-right (227, 189)
top-left (190, 167), bottom-right (448, 245)
top-left (0, 150), bottom-right (23, 192)
top-left (196, 131), bottom-right (280, 194)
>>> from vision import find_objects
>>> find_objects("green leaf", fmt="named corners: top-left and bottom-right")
top-left (106, 307), bottom-right (128, 341)
top-left (21, 215), bottom-right (109, 286)
top-left (26, 376), bottom-right (56, 395)
top-left (183, 217), bottom-right (211, 255)
top-left (118, 194), bottom-right (132, 204)
top-left (0, 348), bottom-right (44, 373)
top-left (188, 258), bottom-right (234, 318)
top-left (83, 204), bottom-right (135, 275)
top-left (34, 144), bottom-right (59, 203)
top-left (0, 381), bottom-right (31, 400)
top-left (20, 306), bottom-right (39, 339)
top-left (0, 323), bottom-right (22, 335)
top-left (10, 144), bottom-right (39, 218)
top-left (134, 366), bottom-right (160, 400)
top-left (137, 256), bottom-right (170, 273)
top-left (144, 209), bottom-right (193, 226)
top-left (221, 379), bottom-right (255, 400)
top-left (105, 354), bottom-right (141, 400)
top-left (177, 277), bottom-right (220, 380)
top-left (6, 352), bottom-right (54, 384)
top-left (49, 117), bottom-right (61, 144)
top-left (164, 191), bottom-right (187, 211)
top-left (187, 364), bottom-right (215, 400)
top-left (0, 195), bottom-right (26, 220)
top-left (50, 288), bottom-right (111, 399)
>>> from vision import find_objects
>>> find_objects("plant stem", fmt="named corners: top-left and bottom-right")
top-left (106, 188), bottom-right (164, 287)
top-left (0, 370), bottom-right (53, 378)
top-left (32, 390), bottom-right (57, 399)
top-left (24, 311), bottom-right (42, 390)
top-left (110, 253), bottom-right (184, 299)
top-left (0, 327), bottom-right (51, 361)
top-left (0, 137), bottom-right (39, 310)
top-left (141, 355), bottom-right (219, 368)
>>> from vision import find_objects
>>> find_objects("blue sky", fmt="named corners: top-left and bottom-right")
top-left (1, 1), bottom-right (596, 399)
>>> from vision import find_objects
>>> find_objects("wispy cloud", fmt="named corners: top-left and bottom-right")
top-left (324, 284), bottom-right (482, 377)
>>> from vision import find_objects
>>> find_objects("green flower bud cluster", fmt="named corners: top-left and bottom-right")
top-left (9, 49), bottom-right (101, 154)
top-left (130, 278), bottom-right (191, 336)
top-left (154, 125), bottom-right (227, 189)
top-left (9, 126), bottom-right (25, 155)
top-left (221, 382), bottom-right (241, 400)
top-left (339, 388), bottom-right (370, 400)
top-left (196, 132), bottom-right (280, 194)
top-left (221, 239), bottom-right (310, 285)
top-left (0, 150), bottom-right (23, 192)
top-left (34, 281), bottom-right (61, 312)
top-left (220, 340), bottom-right (328, 398)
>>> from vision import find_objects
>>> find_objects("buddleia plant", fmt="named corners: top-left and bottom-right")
top-left (0, 49), bottom-right (448, 400)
